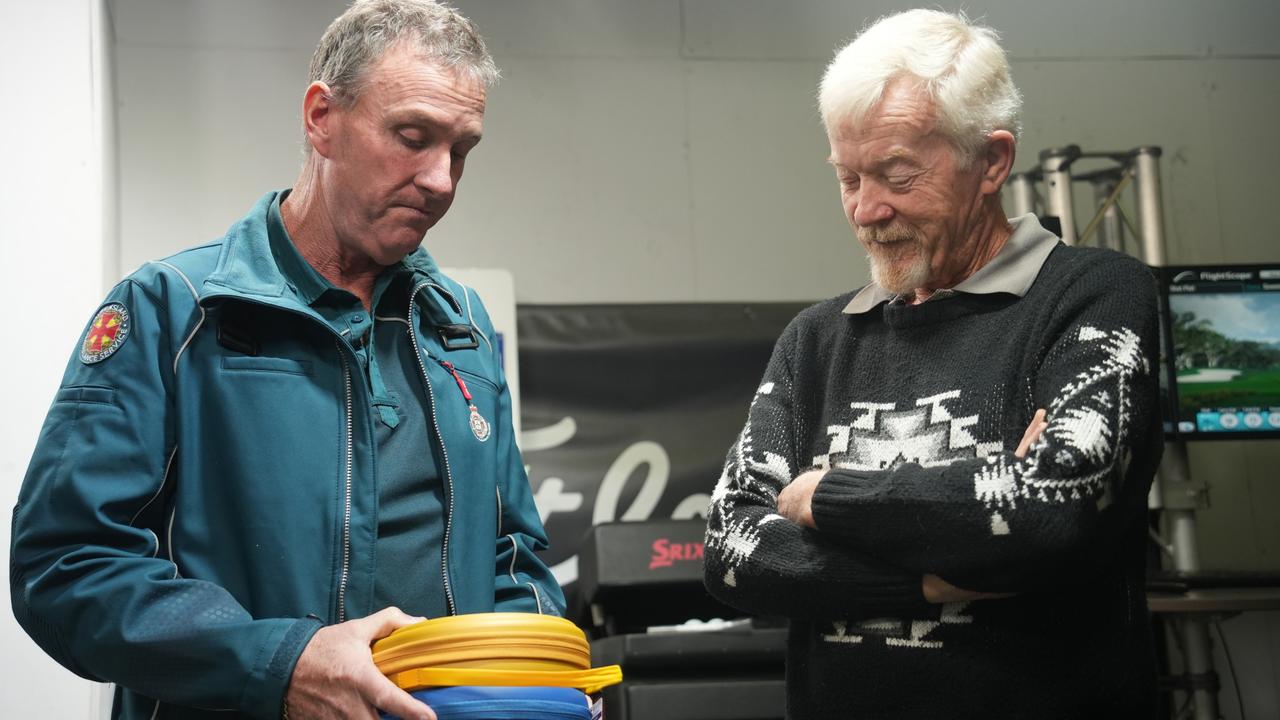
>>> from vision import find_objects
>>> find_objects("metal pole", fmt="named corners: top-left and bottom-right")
top-left (1134, 145), bottom-right (1220, 720)
top-left (1136, 145), bottom-right (1173, 516)
top-left (1131, 147), bottom-right (1165, 265)
top-left (1164, 444), bottom-right (1220, 720)
top-left (1039, 146), bottom-right (1080, 244)
top-left (1078, 171), bottom-right (1132, 249)
top-left (1007, 172), bottom-right (1036, 219)
top-left (1160, 444), bottom-right (1201, 572)
top-left (1092, 178), bottom-right (1124, 252)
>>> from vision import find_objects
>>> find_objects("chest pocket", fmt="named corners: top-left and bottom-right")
top-left (213, 303), bottom-right (318, 377)
top-left (448, 360), bottom-right (499, 393)
top-left (220, 355), bottom-right (313, 376)
top-left (430, 352), bottom-right (502, 447)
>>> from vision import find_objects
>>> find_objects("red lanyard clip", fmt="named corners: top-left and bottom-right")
top-left (438, 360), bottom-right (473, 403)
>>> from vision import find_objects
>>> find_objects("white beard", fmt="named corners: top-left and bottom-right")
top-left (867, 246), bottom-right (929, 295)
top-left (858, 223), bottom-right (930, 295)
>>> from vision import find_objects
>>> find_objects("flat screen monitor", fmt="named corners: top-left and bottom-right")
top-left (1160, 264), bottom-right (1280, 439)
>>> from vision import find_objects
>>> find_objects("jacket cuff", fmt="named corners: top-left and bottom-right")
top-left (241, 617), bottom-right (324, 720)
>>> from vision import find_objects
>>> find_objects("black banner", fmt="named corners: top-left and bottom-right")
top-left (516, 303), bottom-right (808, 605)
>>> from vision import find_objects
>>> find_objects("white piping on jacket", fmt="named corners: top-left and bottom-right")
top-left (149, 261), bottom-right (206, 376)
top-left (460, 286), bottom-right (493, 354)
top-left (495, 487), bottom-right (503, 536)
top-left (129, 447), bottom-right (177, 529)
top-left (506, 535), bottom-right (544, 615)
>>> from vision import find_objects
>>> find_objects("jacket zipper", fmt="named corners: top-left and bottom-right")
top-left (407, 281), bottom-right (458, 615)
top-left (335, 341), bottom-right (354, 622)
top-left (201, 295), bottom-right (362, 624)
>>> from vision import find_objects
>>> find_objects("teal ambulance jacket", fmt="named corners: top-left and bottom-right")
top-left (10, 192), bottom-right (565, 719)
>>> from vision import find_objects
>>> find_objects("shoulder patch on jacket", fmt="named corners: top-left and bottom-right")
top-left (81, 302), bottom-right (131, 364)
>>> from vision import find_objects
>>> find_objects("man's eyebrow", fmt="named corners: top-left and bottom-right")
top-left (877, 148), bottom-right (919, 165)
top-left (388, 106), bottom-right (471, 124)
top-left (827, 150), bottom-right (918, 172)
top-left (389, 109), bottom-right (451, 128)
top-left (388, 110), bottom-right (483, 143)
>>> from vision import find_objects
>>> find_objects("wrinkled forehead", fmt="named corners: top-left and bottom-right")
top-left (829, 77), bottom-right (939, 143)
top-left (355, 42), bottom-right (486, 108)
top-left (358, 50), bottom-right (487, 118)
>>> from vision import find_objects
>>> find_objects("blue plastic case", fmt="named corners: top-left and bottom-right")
top-left (381, 686), bottom-right (592, 720)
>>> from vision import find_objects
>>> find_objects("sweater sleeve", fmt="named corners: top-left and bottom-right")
top-left (809, 257), bottom-right (1162, 592)
top-left (704, 319), bottom-right (928, 619)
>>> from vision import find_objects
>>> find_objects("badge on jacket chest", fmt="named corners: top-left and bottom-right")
top-left (439, 359), bottom-right (492, 442)
top-left (469, 405), bottom-right (491, 442)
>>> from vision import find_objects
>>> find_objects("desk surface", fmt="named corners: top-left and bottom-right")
top-left (1147, 587), bottom-right (1280, 614)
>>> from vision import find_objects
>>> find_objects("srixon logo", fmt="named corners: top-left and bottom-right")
top-left (649, 538), bottom-right (704, 570)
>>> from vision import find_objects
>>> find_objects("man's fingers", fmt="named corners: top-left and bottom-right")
top-left (1015, 408), bottom-right (1048, 458)
top-left (777, 469), bottom-right (823, 528)
top-left (357, 606), bottom-right (427, 641)
top-left (366, 672), bottom-right (437, 720)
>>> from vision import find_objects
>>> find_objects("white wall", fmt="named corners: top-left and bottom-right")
top-left (0, 1), bottom-right (117, 717)
top-left (109, 0), bottom-right (1280, 301)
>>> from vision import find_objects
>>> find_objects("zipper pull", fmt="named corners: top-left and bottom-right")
top-left (439, 360), bottom-right (491, 442)
top-left (438, 360), bottom-right (472, 402)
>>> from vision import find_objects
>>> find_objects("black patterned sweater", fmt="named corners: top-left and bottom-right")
top-left (704, 244), bottom-right (1162, 719)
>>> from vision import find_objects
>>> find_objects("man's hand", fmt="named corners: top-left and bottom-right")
top-left (1015, 408), bottom-right (1049, 458)
top-left (777, 469), bottom-right (825, 528)
top-left (285, 606), bottom-right (436, 720)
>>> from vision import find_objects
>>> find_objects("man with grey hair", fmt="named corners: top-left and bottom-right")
top-left (705, 9), bottom-right (1160, 718)
top-left (11, 2), bottom-right (562, 719)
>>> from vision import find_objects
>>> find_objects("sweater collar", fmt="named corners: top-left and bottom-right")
top-left (842, 214), bottom-right (1061, 315)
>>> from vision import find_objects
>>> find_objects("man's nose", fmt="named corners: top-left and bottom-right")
top-left (414, 148), bottom-right (455, 197)
top-left (852, 183), bottom-right (894, 227)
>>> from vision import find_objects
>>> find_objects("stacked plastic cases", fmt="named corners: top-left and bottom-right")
top-left (374, 613), bottom-right (622, 720)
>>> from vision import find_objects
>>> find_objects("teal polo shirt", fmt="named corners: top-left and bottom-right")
top-left (267, 191), bottom-right (447, 619)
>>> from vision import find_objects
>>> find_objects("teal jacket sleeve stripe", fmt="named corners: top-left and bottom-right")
top-left (10, 276), bottom-right (320, 719)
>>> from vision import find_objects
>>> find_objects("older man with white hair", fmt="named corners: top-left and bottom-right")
top-left (11, 2), bottom-right (562, 719)
top-left (705, 9), bottom-right (1161, 718)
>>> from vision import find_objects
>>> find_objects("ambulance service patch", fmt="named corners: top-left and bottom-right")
top-left (81, 302), bottom-right (131, 364)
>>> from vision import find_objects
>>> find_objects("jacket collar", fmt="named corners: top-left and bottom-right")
top-left (201, 190), bottom-right (445, 311)
top-left (842, 213), bottom-right (1060, 315)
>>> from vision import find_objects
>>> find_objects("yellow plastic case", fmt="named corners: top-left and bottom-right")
top-left (372, 613), bottom-right (622, 694)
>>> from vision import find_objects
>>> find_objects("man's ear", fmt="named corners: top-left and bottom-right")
top-left (302, 81), bottom-right (337, 158)
top-left (979, 130), bottom-right (1016, 196)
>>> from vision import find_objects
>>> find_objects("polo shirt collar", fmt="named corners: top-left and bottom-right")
top-left (267, 190), bottom-right (333, 306)
top-left (842, 214), bottom-right (1060, 315)
top-left (267, 190), bottom-right (417, 307)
